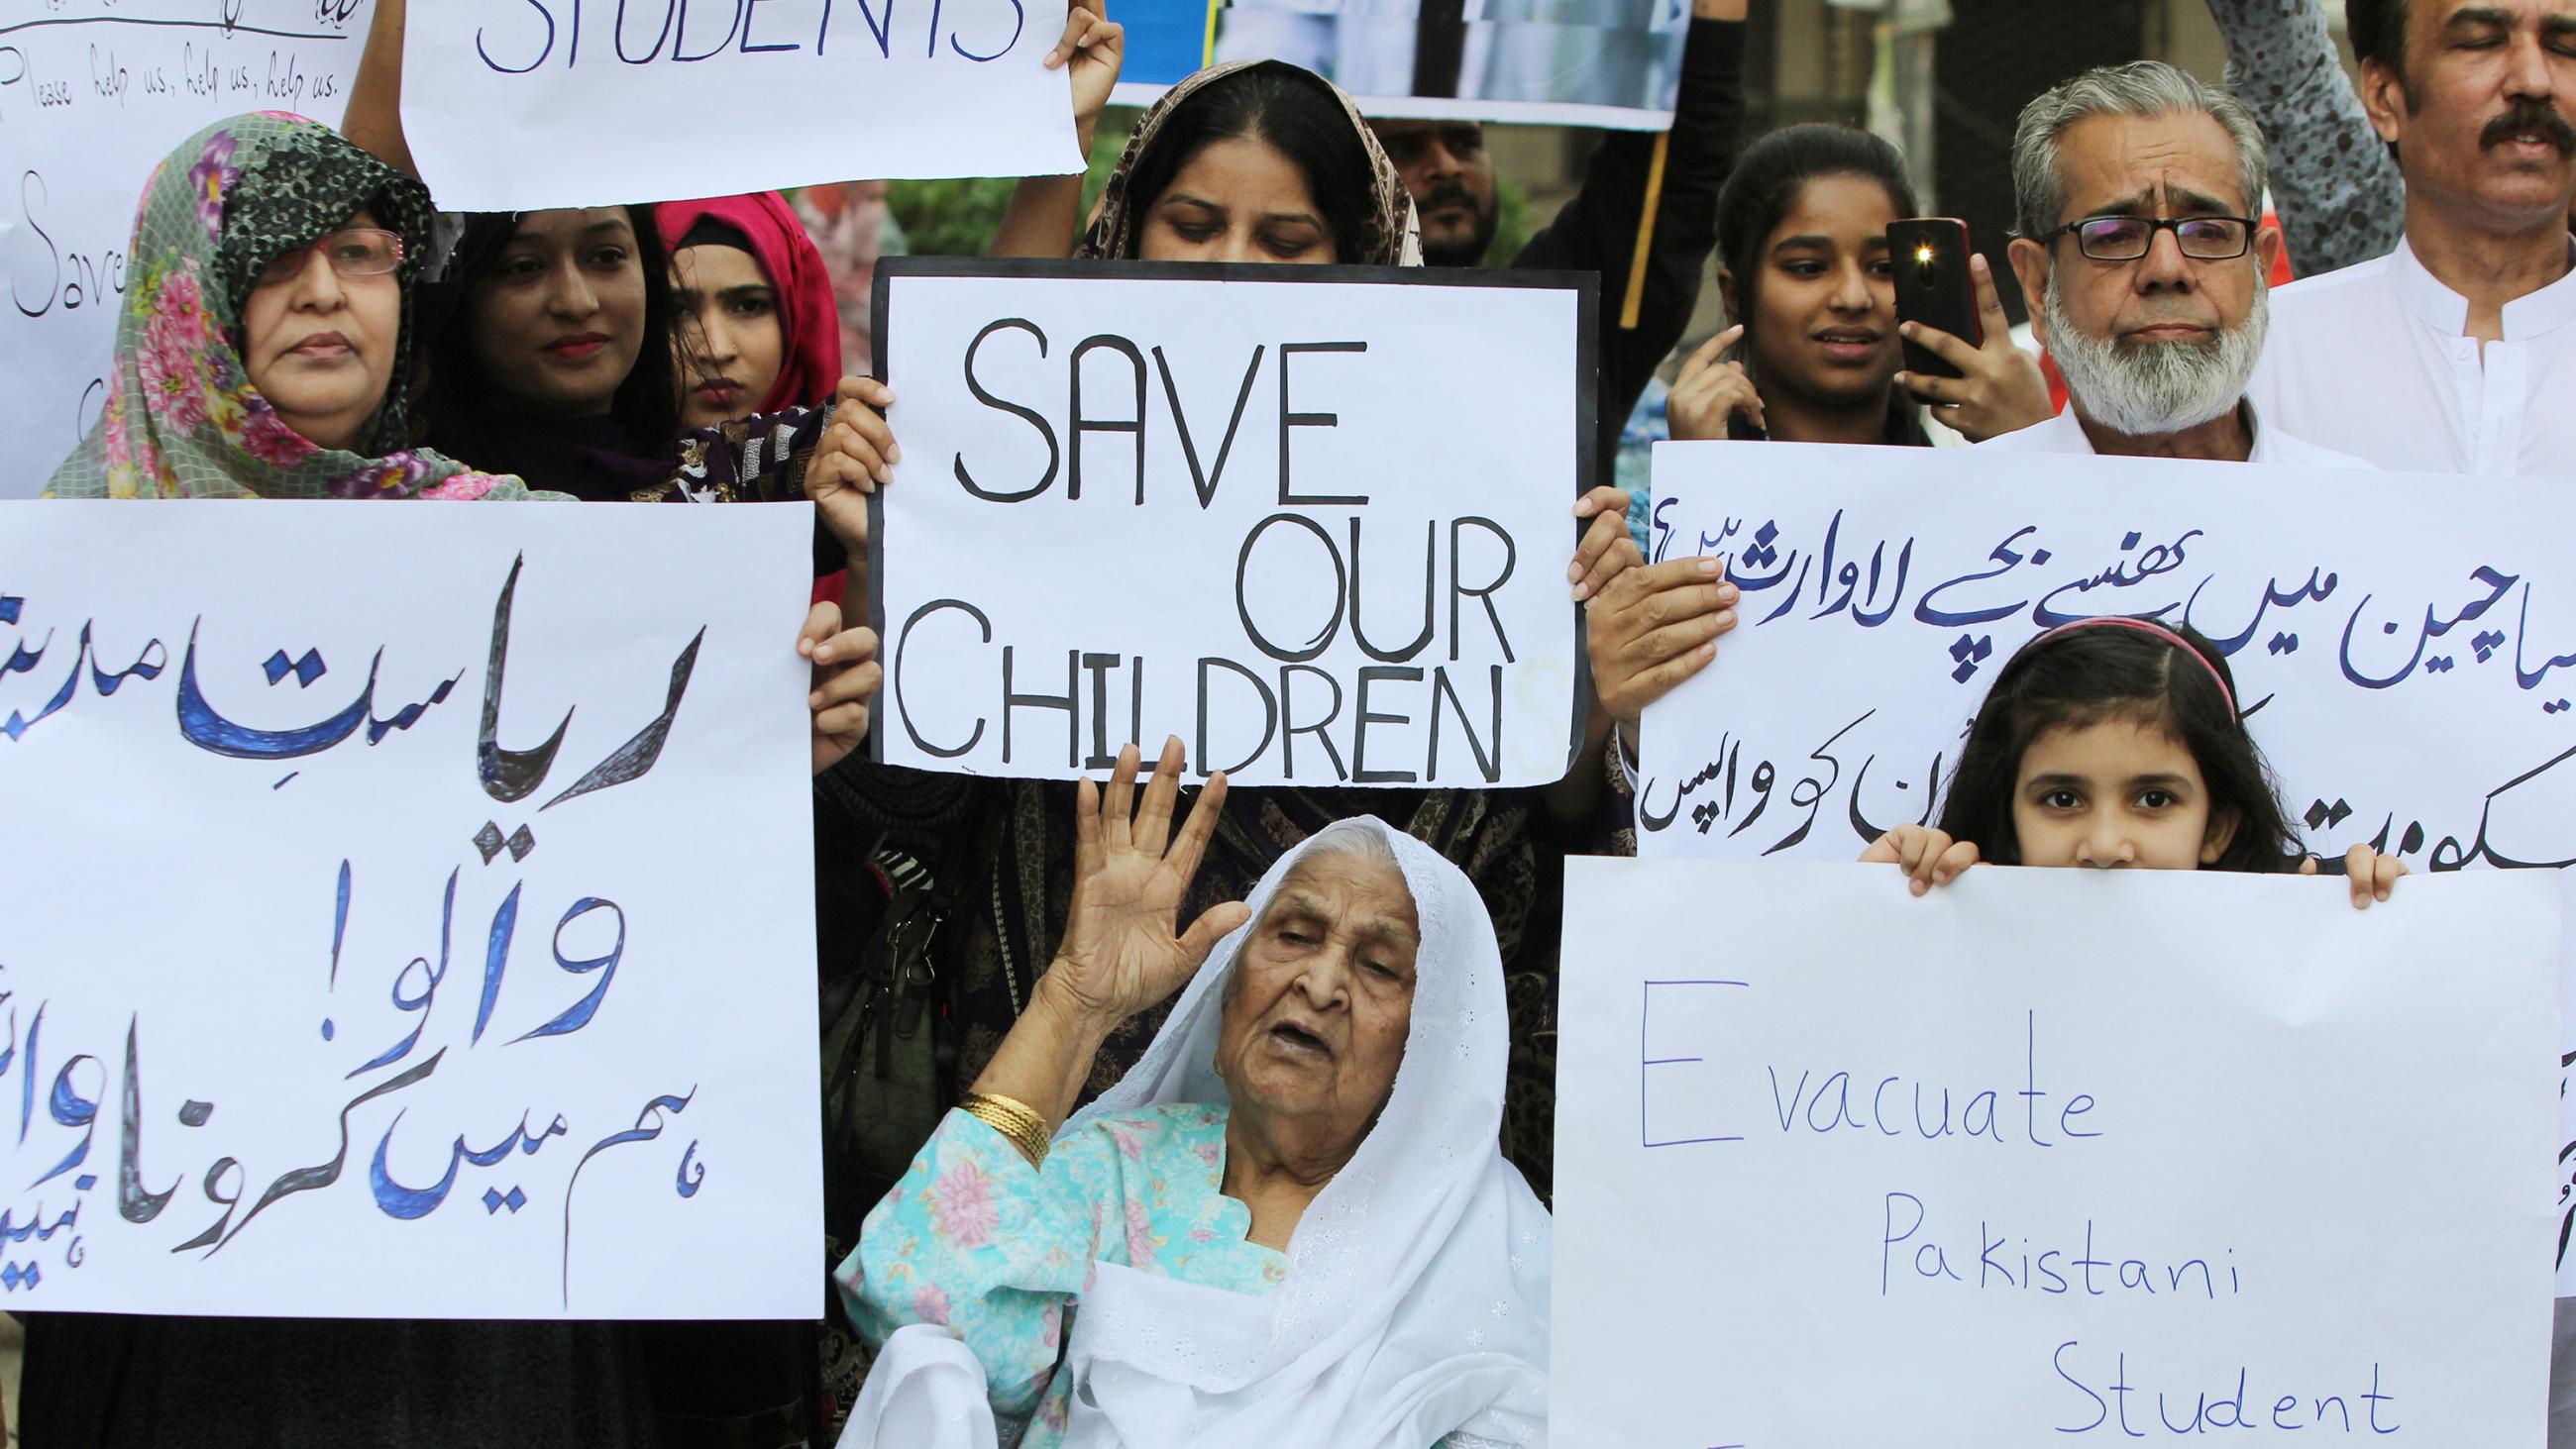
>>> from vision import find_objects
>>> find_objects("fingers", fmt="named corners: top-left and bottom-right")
top-left (1624, 604), bottom-right (1738, 668)
top-left (1131, 734), bottom-right (1185, 859)
top-left (1570, 483), bottom-right (1630, 519)
top-left (810, 622), bottom-right (878, 669)
top-left (1165, 769), bottom-right (1229, 888)
top-left (1177, 900), bottom-right (1255, 971)
top-left (1895, 367), bottom-right (1969, 406)
top-left (1971, 253), bottom-right (2010, 339)
top-left (809, 684), bottom-right (878, 741)
top-left (1569, 516), bottom-right (1640, 603)
top-left (2343, 844), bottom-right (2401, 907)
top-left (1678, 324), bottom-right (1743, 376)
top-left (1103, 742), bottom-right (1140, 850)
top-left (810, 657), bottom-right (882, 715)
top-left (1044, 2), bottom-right (1093, 65)
top-left (1896, 321), bottom-right (1981, 372)
top-left (796, 599), bottom-right (836, 659)
top-left (1073, 774), bottom-right (1104, 882)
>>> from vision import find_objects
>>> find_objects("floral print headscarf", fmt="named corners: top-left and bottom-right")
top-left (47, 113), bottom-right (532, 501)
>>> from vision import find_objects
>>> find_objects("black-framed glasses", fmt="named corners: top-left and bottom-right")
top-left (256, 228), bottom-right (406, 286)
top-left (2048, 214), bottom-right (2256, 261)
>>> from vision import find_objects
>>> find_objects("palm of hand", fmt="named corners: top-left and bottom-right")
top-left (1053, 847), bottom-right (1198, 1023)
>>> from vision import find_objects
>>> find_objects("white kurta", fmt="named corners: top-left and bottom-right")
top-left (2243, 237), bottom-right (2576, 477)
top-left (1976, 403), bottom-right (2373, 467)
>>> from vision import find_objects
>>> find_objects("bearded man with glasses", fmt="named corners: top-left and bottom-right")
top-left (1982, 60), bottom-right (2368, 466)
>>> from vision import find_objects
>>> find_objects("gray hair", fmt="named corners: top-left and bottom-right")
top-left (1291, 823), bottom-right (1404, 880)
top-left (2011, 61), bottom-right (2269, 243)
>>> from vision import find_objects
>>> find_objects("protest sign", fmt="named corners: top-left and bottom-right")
top-left (0, 2), bottom-right (373, 501)
top-left (403, 0), bottom-right (1083, 212)
top-left (867, 258), bottom-right (1591, 787)
top-left (1555, 858), bottom-right (2560, 1447)
top-left (1631, 440), bottom-right (2576, 1289)
top-left (0, 499), bottom-right (820, 1319)
top-left (1110, 0), bottom-right (1692, 129)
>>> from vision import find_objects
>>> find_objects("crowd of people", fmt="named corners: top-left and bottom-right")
top-left (19, 0), bottom-right (2575, 1443)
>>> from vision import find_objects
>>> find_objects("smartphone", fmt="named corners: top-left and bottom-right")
top-left (1887, 218), bottom-right (1981, 379)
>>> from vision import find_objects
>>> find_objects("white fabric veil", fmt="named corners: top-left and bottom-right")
top-left (1053, 815), bottom-right (1552, 1448)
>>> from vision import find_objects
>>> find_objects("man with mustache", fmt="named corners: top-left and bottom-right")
top-left (1983, 61), bottom-right (2365, 466)
top-left (1367, 0), bottom-right (1748, 479)
top-left (2243, 0), bottom-right (2576, 475)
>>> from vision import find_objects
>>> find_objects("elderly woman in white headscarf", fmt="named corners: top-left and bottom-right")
top-left (833, 737), bottom-right (1550, 1448)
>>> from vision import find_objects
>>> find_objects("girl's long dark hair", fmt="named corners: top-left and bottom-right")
top-left (418, 203), bottom-right (681, 456)
top-left (1933, 622), bottom-right (2303, 873)
top-left (1120, 64), bottom-right (1384, 264)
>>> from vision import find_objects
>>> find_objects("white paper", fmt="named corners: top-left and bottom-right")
top-left (1555, 858), bottom-right (2561, 1448)
top-left (0, 2), bottom-right (375, 500)
top-left (869, 261), bottom-right (1587, 787)
top-left (1633, 440), bottom-right (2576, 1293)
top-left (0, 499), bottom-right (821, 1319)
top-left (402, 0), bottom-right (1083, 213)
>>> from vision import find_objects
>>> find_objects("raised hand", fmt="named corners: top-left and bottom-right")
top-left (1893, 253), bottom-right (2055, 443)
top-left (805, 376), bottom-right (898, 559)
top-left (1047, 0), bottom-right (1126, 152)
top-left (1039, 738), bottom-right (1252, 1030)
top-left (1666, 325), bottom-right (1766, 441)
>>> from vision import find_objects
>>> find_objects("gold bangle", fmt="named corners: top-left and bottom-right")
top-left (959, 1091), bottom-right (1051, 1171)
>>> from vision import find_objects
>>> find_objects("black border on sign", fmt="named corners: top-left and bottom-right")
top-left (866, 256), bottom-right (1602, 781)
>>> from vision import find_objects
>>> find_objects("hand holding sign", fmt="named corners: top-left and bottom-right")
top-left (1047, 0), bottom-right (1127, 152)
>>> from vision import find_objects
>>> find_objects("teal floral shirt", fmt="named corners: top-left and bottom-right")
top-left (839, 1102), bottom-right (1288, 1444)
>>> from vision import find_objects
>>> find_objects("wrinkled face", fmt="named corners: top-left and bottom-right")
top-left (1214, 850), bottom-right (1419, 1157)
top-left (2009, 716), bottom-right (2236, 871)
top-left (2369, 0), bottom-right (2576, 226)
top-left (1741, 174), bottom-right (1904, 411)
top-left (239, 207), bottom-right (402, 454)
top-left (1371, 119), bottom-right (1496, 265)
top-left (1138, 136), bottom-right (1337, 264)
top-left (2019, 113), bottom-right (2274, 365)
top-left (465, 207), bottom-right (647, 419)
top-left (671, 243), bottom-right (785, 430)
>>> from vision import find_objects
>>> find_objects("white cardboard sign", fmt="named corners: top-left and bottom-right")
top-left (1631, 442), bottom-right (2576, 1294)
top-left (0, 499), bottom-right (821, 1319)
top-left (867, 259), bottom-right (1591, 788)
top-left (0, 2), bottom-right (374, 500)
top-left (1554, 858), bottom-right (2560, 1447)
top-left (401, 0), bottom-right (1083, 211)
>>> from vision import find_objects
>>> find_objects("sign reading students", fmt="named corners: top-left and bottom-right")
top-left (868, 259), bottom-right (1592, 788)
top-left (401, 0), bottom-right (1083, 210)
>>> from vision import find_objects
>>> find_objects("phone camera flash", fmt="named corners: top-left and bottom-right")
top-left (1914, 244), bottom-right (1935, 266)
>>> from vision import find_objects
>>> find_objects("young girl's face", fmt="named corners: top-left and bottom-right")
top-left (2010, 716), bottom-right (2237, 870)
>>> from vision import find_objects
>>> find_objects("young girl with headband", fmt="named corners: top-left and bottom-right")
top-left (1863, 616), bottom-right (2405, 907)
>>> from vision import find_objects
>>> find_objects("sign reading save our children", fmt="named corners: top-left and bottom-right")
top-left (867, 259), bottom-right (1592, 788)
top-left (1554, 860), bottom-right (2560, 1446)
top-left (401, 0), bottom-right (1084, 210)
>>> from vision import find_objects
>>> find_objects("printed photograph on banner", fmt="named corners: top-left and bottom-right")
top-left (0, 2), bottom-right (376, 500)
top-left (1554, 859), bottom-right (2560, 1446)
top-left (0, 501), bottom-right (821, 1319)
top-left (403, 0), bottom-right (1084, 211)
top-left (1111, 0), bottom-right (1692, 127)
top-left (867, 259), bottom-right (1592, 788)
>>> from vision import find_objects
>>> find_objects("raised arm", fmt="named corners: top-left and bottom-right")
top-left (992, 0), bottom-right (1124, 258)
top-left (342, 0), bottom-right (417, 178)
top-left (2203, 0), bottom-right (2405, 275)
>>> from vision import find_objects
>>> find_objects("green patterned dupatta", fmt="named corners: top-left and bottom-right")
top-left (45, 112), bottom-right (534, 501)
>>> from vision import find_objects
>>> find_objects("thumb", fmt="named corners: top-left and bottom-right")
top-left (1176, 901), bottom-right (1253, 969)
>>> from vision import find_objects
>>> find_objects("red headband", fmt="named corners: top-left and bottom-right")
top-left (2015, 616), bottom-right (2238, 721)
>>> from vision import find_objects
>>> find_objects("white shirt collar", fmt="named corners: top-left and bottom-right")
top-left (2391, 234), bottom-right (2576, 340)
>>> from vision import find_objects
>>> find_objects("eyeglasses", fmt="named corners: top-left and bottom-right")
top-left (2047, 214), bottom-right (2256, 261)
top-left (256, 228), bottom-right (406, 286)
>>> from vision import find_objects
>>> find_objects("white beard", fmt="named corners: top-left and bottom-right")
top-left (2045, 274), bottom-right (2268, 438)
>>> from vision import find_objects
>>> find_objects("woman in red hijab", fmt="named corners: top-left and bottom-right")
top-left (661, 192), bottom-right (844, 428)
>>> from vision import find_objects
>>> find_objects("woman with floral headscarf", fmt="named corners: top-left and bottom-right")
top-left (22, 112), bottom-right (882, 1449)
top-left (46, 112), bottom-right (532, 502)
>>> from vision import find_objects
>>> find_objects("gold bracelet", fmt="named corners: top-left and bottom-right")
top-left (958, 1091), bottom-right (1051, 1171)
